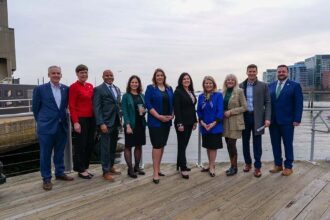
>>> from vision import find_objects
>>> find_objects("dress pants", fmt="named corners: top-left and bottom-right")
top-left (175, 125), bottom-right (193, 170)
top-left (73, 117), bottom-right (96, 173)
top-left (38, 125), bottom-right (67, 182)
top-left (269, 123), bottom-right (294, 169)
top-left (100, 127), bottom-right (119, 174)
top-left (242, 113), bottom-right (262, 169)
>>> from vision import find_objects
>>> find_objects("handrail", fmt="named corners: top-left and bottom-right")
top-left (196, 107), bottom-right (330, 167)
top-left (303, 108), bottom-right (330, 163)
top-left (0, 99), bottom-right (32, 102)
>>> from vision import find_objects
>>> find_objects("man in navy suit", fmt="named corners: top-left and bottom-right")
top-left (268, 64), bottom-right (303, 176)
top-left (93, 70), bottom-right (122, 181)
top-left (32, 65), bottom-right (74, 191)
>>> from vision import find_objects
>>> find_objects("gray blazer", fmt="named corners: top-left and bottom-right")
top-left (93, 82), bottom-right (121, 128)
top-left (239, 79), bottom-right (271, 135)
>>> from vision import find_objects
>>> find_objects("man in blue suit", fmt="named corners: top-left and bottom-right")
top-left (32, 65), bottom-right (74, 191)
top-left (268, 64), bottom-right (303, 176)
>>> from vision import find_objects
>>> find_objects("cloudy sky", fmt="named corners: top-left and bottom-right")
top-left (7, 0), bottom-right (330, 90)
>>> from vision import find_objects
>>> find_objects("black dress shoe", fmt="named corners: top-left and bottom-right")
top-left (87, 172), bottom-right (94, 177)
top-left (153, 178), bottom-right (160, 184)
top-left (158, 172), bottom-right (165, 176)
top-left (134, 167), bottom-right (145, 175)
top-left (78, 173), bottom-right (92, 179)
top-left (181, 172), bottom-right (189, 179)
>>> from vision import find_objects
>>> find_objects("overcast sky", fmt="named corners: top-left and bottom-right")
top-left (7, 0), bottom-right (330, 90)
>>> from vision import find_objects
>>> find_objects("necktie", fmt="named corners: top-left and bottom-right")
top-left (276, 82), bottom-right (282, 99)
top-left (109, 85), bottom-right (117, 100)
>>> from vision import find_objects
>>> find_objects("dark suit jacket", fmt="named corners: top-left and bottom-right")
top-left (32, 82), bottom-right (68, 135)
top-left (173, 87), bottom-right (197, 126)
top-left (239, 79), bottom-right (271, 135)
top-left (93, 82), bottom-right (121, 128)
top-left (268, 79), bottom-right (303, 125)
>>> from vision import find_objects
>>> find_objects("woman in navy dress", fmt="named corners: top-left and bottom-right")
top-left (145, 68), bottom-right (173, 184)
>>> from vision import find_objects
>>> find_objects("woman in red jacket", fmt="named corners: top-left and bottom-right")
top-left (69, 64), bottom-right (95, 179)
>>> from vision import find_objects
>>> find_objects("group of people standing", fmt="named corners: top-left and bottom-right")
top-left (32, 63), bottom-right (303, 191)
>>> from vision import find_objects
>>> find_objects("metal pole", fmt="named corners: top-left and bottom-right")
top-left (310, 110), bottom-right (322, 162)
top-left (196, 130), bottom-right (202, 167)
top-left (64, 112), bottom-right (73, 173)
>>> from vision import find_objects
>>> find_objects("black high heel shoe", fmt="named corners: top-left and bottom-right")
top-left (78, 173), bottom-right (92, 179)
top-left (153, 178), bottom-right (160, 184)
top-left (181, 172), bottom-right (189, 179)
top-left (134, 167), bottom-right (145, 175)
top-left (226, 167), bottom-right (238, 176)
top-left (128, 169), bottom-right (137, 178)
top-left (158, 172), bottom-right (165, 176)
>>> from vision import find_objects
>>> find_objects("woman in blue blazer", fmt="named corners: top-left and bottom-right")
top-left (197, 76), bottom-right (224, 177)
top-left (121, 75), bottom-right (147, 178)
top-left (145, 68), bottom-right (173, 184)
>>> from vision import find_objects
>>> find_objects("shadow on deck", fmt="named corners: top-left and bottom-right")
top-left (1, 161), bottom-right (330, 220)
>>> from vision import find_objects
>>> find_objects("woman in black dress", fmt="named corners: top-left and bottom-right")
top-left (121, 75), bottom-right (147, 178)
top-left (173, 73), bottom-right (197, 179)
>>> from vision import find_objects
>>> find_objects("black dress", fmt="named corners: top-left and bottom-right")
top-left (124, 94), bottom-right (146, 147)
top-left (149, 90), bottom-right (171, 148)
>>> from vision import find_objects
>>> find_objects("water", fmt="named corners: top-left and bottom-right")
top-left (130, 102), bottom-right (330, 165)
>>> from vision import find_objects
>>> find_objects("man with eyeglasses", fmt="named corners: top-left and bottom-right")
top-left (268, 64), bottom-right (303, 176)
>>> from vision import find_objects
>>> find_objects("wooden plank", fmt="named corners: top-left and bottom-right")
top-left (245, 164), bottom-right (326, 220)
top-left (271, 172), bottom-right (330, 220)
top-left (320, 206), bottom-right (330, 220)
top-left (197, 162), bottom-right (312, 220)
top-left (295, 181), bottom-right (330, 220)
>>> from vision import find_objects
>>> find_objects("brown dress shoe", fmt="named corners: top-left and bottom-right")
top-left (103, 173), bottom-right (114, 181)
top-left (55, 174), bottom-right (74, 181)
top-left (254, 168), bottom-right (262, 178)
top-left (109, 167), bottom-right (121, 175)
top-left (269, 165), bottom-right (283, 173)
top-left (43, 181), bottom-right (53, 191)
top-left (243, 164), bottom-right (252, 172)
top-left (282, 168), bottom-right (293, 176)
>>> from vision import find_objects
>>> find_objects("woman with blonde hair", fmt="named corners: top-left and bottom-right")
top-left (197, 76), bottom-right (224, 177)
top-left (222, 74), bottom-right (247, 176)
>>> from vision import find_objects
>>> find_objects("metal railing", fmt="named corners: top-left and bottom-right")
top-left (304, 108), bottom-right (330, 163)
top-left (196, 107), bottom-right (330, 167)
top-left (0, 98), bottom-right (32, 112)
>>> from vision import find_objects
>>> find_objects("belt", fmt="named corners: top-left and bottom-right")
top-left (247, 111), bottom-right (254, 114)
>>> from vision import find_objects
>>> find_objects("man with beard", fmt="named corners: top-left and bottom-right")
top-left (268, 64), bottom-right (303, 176)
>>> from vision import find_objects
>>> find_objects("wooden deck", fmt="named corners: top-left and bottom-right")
top-left (1, 161), bottom-right (330, 220)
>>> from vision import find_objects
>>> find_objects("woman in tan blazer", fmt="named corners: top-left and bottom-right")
top-left (222, 74), bottom-right (247, 176)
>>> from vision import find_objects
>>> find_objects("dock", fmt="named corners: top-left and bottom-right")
top-left (1, 161), bottom-right (330, 219)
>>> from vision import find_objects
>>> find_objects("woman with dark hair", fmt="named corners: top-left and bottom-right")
top-left (173, 72), bottom-right (197, 179)
top-left (121, 75), bottom-right (147, 178)
top-left (197, 76), bottom-right (224, 177)
top-left (145, 68), bottom-right (173, 184)
top-left (69, 64), bottom-right (95, 179)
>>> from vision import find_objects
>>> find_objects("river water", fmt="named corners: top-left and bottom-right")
top-left (126, 102), bottom-right (330, 165)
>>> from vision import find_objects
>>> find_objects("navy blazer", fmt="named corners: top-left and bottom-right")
top-left (32, 82), bottom-right (69, 135)
top-left (268, 79), bottom-right (303, 125)
top-left (93, 82), bottom-right (121, 127)
top-left (197, 92), bottom-right (224, 135)
top-left (145, 84), bottom-right (173, 127)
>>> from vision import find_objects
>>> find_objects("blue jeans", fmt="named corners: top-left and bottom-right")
top-left (38, 126), bottom-right (67, 182)
top-left (269, 123), bottom-right (294, 169)
top-left (242, 113), bottom-right (262, 169)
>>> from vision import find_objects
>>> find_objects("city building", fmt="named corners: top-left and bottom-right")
top-left (262, 69), bottom-right (277, 83)
top-left (0, 0), bottom-right (16, 83)
top-left (322, 71), bottom-right (330, 90)
top-left (288, 62), bottom-right (309, 90)
top-left (305, 55), bottom-right (330, 90)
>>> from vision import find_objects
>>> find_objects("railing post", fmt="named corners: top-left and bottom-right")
top-left (310, 110), bottom-right (323, 162)
top-left (64, 112), bottom-right (73, 173)
top-left (196, 130), bottom-right (202, 167)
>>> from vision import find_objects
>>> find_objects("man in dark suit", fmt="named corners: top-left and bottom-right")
top-left (268, 64), bottom-right (303, 176)
top-left (32, 65), bottom-right (74, 191)
top-left (239, 64), bottom-right (271, 178)
top-left (93, 69), bottom-right (122, 181)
